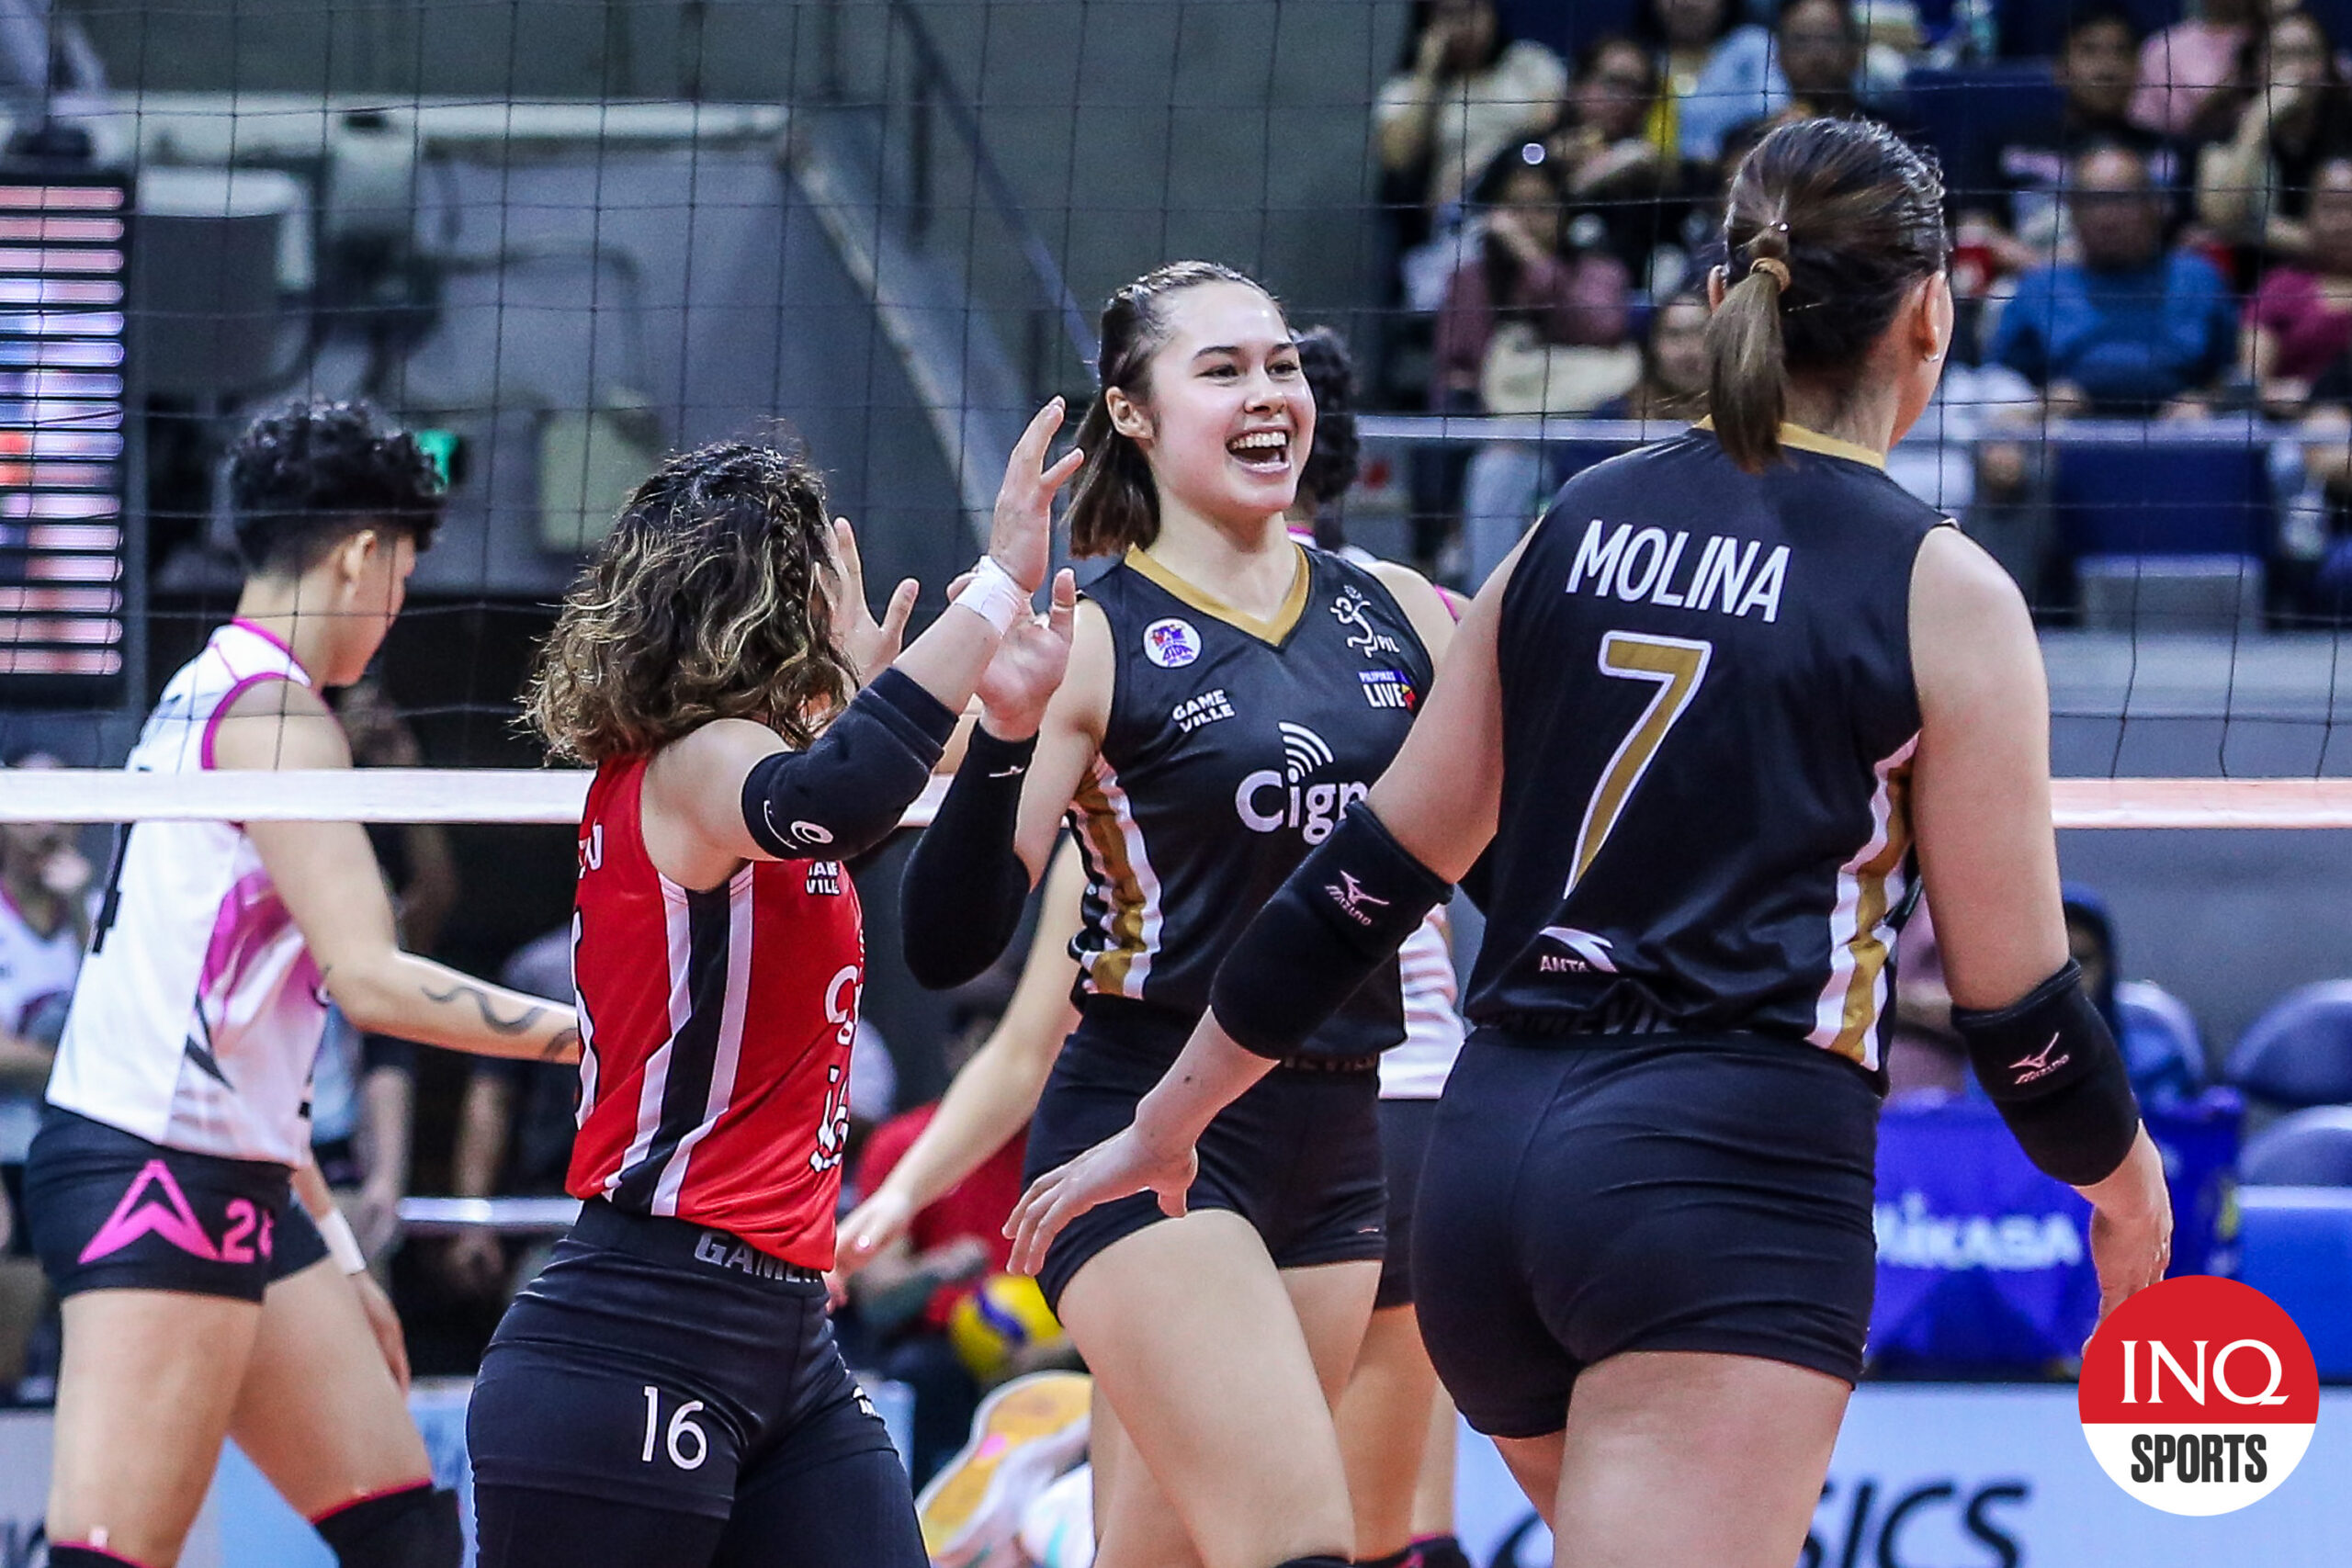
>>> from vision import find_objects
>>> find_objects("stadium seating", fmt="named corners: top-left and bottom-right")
top-left (2053, 439), bottom-right (2272, 558)
top-left (2227, 981), bottom-right (2352, 1109)
top-left (2237, 1186), bottom-right (2352, 1378)
top-left (2241, 1106), bottom-right (2352, 1186)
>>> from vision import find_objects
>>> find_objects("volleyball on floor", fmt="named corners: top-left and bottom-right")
top-left (949, 1273), bottom-right (1062, 1382)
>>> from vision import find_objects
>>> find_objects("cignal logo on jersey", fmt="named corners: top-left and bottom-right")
top-left (1234, 721), bottom-right (1369, 843)
top-left (2078, 1274), bottom-right (2318, 1515)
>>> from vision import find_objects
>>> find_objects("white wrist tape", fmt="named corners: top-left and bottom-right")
top-left (318, 1207), bottom-right (369, 1275)
top-left (954, 556), bottom-right (1029, 635)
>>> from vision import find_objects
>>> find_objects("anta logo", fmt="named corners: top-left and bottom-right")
top-left (76, 1160), bottom-right (275, 1266)
top-left (805, 861), bottom-right (843, 897)
top-left (1144, 617), bottom-right (1202, 669)
top-left (1537, 926), bottom-right (1618, 974)
top-left (1330, 586), bottom-right (1401, 657)
top-left (1565, 517), bottom-right (1791, 624)
top-left (1358, 669), bottom-right (1415, 710)
top-left (1324, 872), bottom-right (1389, 928)
top-left (2009, 1032), bottom-right (2071, 1087)
top-left (1172, 688), bottom-right (1236, 734)
top-left (1236, 723), bottom-right (1369, 844)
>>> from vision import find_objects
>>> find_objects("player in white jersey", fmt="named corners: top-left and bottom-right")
top-left (24, 401), bottom-right (581, 1568)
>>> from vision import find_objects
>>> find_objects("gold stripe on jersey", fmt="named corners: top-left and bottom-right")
top-left (1070, 761), bottom-right (1158, 998)
top-left (1827, 761), bottom-right (1915, 1066)
top-left (1690, 417), bottom-right (1888, 472)
top-left (1125, 542), bottom-right (1313, 646)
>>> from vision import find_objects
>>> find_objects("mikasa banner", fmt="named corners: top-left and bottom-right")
top-left (1454, 1385), bottom-right (2352, 1567)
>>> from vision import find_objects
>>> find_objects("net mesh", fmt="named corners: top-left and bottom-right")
top-left (0, 0), bottom-right (2347, 1055)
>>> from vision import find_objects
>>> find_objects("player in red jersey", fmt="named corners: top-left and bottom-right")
top-left (465, 418), bottom-right (1078, 1568)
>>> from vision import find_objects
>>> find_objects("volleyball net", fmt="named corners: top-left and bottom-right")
top-left (0, 1), bottom-right (2346, 1063)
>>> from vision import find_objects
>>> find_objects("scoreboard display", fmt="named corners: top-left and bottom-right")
top-left (0, 172), bottom-right (129, 692)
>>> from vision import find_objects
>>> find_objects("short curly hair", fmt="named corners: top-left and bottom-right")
top-left (1294, 325), bottom-right (1361, 512)
top-left (525, 440), bottom-right (858, 763)
top-left (227, 400), bottom-right (446, 574)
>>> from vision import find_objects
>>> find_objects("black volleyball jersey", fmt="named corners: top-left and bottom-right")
top-left (1465, 423), bottom-right (1948, 1076)
top-left (1070, 544), bottom-right (1434, 1057)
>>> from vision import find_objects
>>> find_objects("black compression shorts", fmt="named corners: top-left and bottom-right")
top-left (467, 1200), bottom-right (923, 1567)
top-left (1414, 1031), bottom-right (1879, 1438)
top-left (1375, 1096), bottom-right (1439, 1312)
top-left (1024, 998), bottom-right (1385, 1312)
top-left (24, 1106), bottom-right (327, 1303)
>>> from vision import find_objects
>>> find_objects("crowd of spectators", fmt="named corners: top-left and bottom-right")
top-left (1370, 0), bottom-right (2352, 621)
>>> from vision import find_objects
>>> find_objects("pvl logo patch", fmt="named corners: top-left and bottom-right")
top-left (2078, 1275), bottom-right (2318, 1515)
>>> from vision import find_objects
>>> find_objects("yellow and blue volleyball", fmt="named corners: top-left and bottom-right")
top-left (947, 1271), bottom-right (1063, 1381)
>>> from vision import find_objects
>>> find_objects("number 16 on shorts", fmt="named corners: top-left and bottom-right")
top-left (641, 1385), bottom-right (710, 1471)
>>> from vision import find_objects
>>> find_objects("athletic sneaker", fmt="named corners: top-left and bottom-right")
top-left (1017, 1461), bottom-right (1095, 1568)
top-left (916, 1370), bottom-right (1092, 1567)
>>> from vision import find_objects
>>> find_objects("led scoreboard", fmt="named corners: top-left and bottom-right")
top-left (0, 170), bottom-right (129, 692)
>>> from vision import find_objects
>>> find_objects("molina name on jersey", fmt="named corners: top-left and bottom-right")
top-left (1071, 544), bottom-right (1434, 1059)
top-left (1467, 423), bottom-right (1947, 1079)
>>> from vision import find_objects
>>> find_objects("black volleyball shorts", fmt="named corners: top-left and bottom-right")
top-left (1024, 1000), bottom-right (1386, 1312)
top-left (24, 1106), bottom-right (327, 1303)
top-left (1414, 1030), bottom-right (1880, 1438)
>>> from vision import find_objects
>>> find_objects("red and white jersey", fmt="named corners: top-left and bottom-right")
top-left (48, 621), bottom-right (326, 1166)
top-left (568, 755), bottom-right (866, 1270)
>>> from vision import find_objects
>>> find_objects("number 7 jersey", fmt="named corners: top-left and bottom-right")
top-left (1465, 423), bottom-right (1948, 1079)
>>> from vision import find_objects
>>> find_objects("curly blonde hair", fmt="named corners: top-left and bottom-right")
top-left (526, 441), bottom-right (857, 762)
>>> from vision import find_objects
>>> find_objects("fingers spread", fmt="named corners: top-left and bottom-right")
top-left (1015, 398), bottom-right (1068, 467)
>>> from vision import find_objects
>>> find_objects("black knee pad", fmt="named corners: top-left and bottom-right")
top-left (1273, 1558), bottom-right (1352, 1568)
top-left (1354, 1551), bottom-right (1415, 1568)
top-left (312, 1483), bottom-right (462, 1568)
top-left (1414, 1537), bottom-right (1473, 1568)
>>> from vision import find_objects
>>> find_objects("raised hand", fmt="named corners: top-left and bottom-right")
top-left (831, 516), bottom-right (920, 686)
top-left (976, 569), bottom-right (1079, 740)
top-left (991, 399), bottom-right (1086, 594)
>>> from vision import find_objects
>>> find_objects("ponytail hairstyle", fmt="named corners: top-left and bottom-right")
top-left (1708, 118), bottom-right (1950, 473)
top-left (1066, 260), bottom-right (1280, 558)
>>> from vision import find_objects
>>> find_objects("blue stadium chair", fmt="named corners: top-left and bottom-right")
top-left (2241, 1106), bottom-right (2352, 1186)
top-left (2228, 981), bottom-right (2352, 1109)
top-left (2305, 0), bottom-right (2352, 59)
top-left (2238, 1187), bottom-right (2352, 1378)
top-left (1996, 0), bottom-right (2184, 62)
top-left (1903, 62), bottom-right (2062, 197)
top-left (2117, 979), bottom-right (2208, 1101)
top-left (2054, 441), bottom-right (2272, 557)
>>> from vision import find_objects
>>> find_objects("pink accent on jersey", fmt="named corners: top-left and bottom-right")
top-left (76, 1158), bottom-right (223, 1264)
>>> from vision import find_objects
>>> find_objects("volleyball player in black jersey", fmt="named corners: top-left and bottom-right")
top-left (1012, 122), bottom-right (2173, 1568)
top-left (900, 262), bottom-right (1455, 1568)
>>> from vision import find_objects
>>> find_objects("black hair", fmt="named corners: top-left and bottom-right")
top-left (1573, 31), bottom-right (1661, 96)
top-left (1293, 326), bottom-right (1361, 541)
top-left (1777, 0), bottom-right (1860, 39)
top-left (226, 400), bottom-right (445, 575)
top-left (1065, 260), bottom-right (1283, 557)
top-left (1709, 118), bottom-right (1950, 472)
top-left (1394, 0), bottom-right (1509, 76)
top-left (2064, 4), bottom-right (2143, 48)
top-left (1634, 0), bottom-right (1737, 51)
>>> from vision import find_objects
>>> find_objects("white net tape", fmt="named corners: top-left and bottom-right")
top-left (0, 772), bottom-right (2342, 830)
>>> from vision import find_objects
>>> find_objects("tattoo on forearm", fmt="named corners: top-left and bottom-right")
top-left (422, 981), bottom-right (545, 1036)
top-left (543, 1027), bottom-right (582, 1062)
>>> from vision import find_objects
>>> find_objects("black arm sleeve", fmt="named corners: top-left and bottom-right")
top-left (899, 726), bottom-right (1038, 990)
top-left (740, 668), bottom-right (956, 863)
top-left (1953, 960), bottom-right (2143, 1188)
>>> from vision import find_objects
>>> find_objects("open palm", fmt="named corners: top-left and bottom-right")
top-left (976, 569), bottom-right (1079, 736)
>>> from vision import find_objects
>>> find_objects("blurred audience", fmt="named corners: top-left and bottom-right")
top-left (1637, 0), bottom-right (1770, 164)
top-left (1991, 141), bottom-right (2239, 416)
top-left (1545, 33), bottom-right (1703, 293)
top-left (2196, 7), bottom-right (2352, 264)
top-left (2065, 888), bottom-right (2207, 1109)
top-left (1960, 6), bottom-right (2182, 281)
top-left (2243, 156), bottom-right (2352, 414)
top-left (1687, 0), bottom-right (1906, 164)
top-left (1432, 146), bottom-right (1634, 410)
top-left (0, 751), bottom-right (85, 1395)
top-left (2132, 0), bottom-right (2263, 141)
top-left (1377, 0), bottom-right (1568, 240)
top-left (1595, 288), bottom-right (1712, 423)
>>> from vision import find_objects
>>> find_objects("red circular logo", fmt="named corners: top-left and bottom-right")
top-left (2078, 1275), bottom-right (2319, 1515)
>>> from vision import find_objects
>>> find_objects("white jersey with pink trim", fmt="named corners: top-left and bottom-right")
top-left (1379, 908), bottom-right (1465, 1100)
top-left (48, 621), bottom-right (327, 1166)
